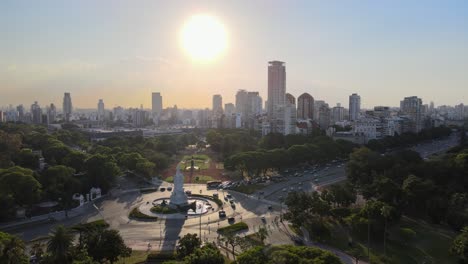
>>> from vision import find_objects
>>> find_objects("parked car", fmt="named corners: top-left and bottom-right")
top-left (167, 187), bottom-right (173, 191)
top-left (185, 190), bottom-right (192, 195)
top-left (228, 217), bottom-right (235, 223)
top-left (160, 187), bottom-right (166, 192)
top-left (218, 210), bottom-right (226, 218)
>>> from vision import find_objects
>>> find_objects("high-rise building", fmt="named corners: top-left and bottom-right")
top-left (212, 95), bottom-right (223, 116)
top-left (47, 103), bottom-right (57, 123)
top-left (297, 93), bottom-right (314, 120)
top-left (314, 100), bottom-right (326, 121)
top-left (31, 101), bottom-right (42, 124)
top-left (318, 105), bottom-right (331, 129)
top-left (455, 103), bottom-right (465, 120)
top-left (98, 99), bottom-right (105, 121)
top-left (63, 92), bottom-right (72, 122)
top-left (332, 103), bottom-right (345, 123)
top-left (152, 92), bottom-right (163, 115)
top-left (16, 104), bottom-right (24, 122)
top-left (224, 103), bottom-right (235, 116)
top-left (132, 109), bottom-right (146, 127)
top-left (267, 61), bottom-right (286, 119)
top-left (400, 96), bottom-right (423, 133)
top-left (284, 93), bottom-right (297, 135)
top-left (349, 93), bottom-right (361, 121)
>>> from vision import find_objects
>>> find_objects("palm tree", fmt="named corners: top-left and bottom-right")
top-left (380, 205), bottom-right (392, 256)
top-left (2, 236), bottom-right (28, 264)
top-left (257, 226), bottom-right (269, 244)
top-left (47, 225), bottom-right (73, 263)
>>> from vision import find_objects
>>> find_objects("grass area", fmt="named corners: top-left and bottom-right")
top-left (193, 175), bottom-right (215, 183)
top-left (217, 222), bottom-right (249, 235)
top-left (232, 184), bottom-right (264, 194)
top-left (150, 205), bottom-right (179, 214)
top-left (71, 219), bottom-right (109, 231)
top-left (317, 216), bottom-right (457, 264)
top-left (115, 250), bottom-right (148, 264)
top-left (181, 154), bottom-right (210, 170)
top-left (165, 174), bottom-right (215, 184)
top-left (129, 207), bottom-right (158, 221)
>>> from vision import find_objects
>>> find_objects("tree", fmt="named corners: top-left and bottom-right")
top-left (47, 225), bottom-right (73, 263)
top-left (85, 154), bottom-right (120, 192)
top-left (0, 232), bottom-right (28, 264)
top-left (15, 148), bottom-right (39, 169)
top-left (86, 229), bottom-right (131, 264)
top-left (451, 226), bottom-right (468, 262)
top-left (184, 243), bottom-right (224, 264)
top-left (221, 233), bottom-right (243, 260)
top-left (63, 151), bottom-right (88, 172)
top-left (380, 205), bottom-right (393, 256)
top-left (256, 226), bottom-right (269, 244)
top-left (176, 233), bottom-right (201, 259)
top-left (0, 166), bottom-right (41, 207)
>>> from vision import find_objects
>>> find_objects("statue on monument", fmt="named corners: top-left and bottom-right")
top-left (169, 164), bottom-right (189, 207)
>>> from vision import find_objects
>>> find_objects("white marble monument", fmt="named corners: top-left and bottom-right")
top-left (169, 164), bottom-right (189, 207)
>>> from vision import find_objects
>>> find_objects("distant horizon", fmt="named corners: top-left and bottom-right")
top-left (2, 1), bottom-right (468, 109)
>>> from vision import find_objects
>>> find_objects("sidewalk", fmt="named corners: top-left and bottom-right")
top-left (0, 196), bottom-right (106, 232)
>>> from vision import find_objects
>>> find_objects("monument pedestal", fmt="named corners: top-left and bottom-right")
top-left (169, 164), bottom-right (189, 208)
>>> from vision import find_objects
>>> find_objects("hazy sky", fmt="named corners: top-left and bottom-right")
top-left (1, 0), bottom-right (468, 109)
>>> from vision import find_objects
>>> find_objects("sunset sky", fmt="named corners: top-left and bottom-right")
top-left (1, 0), bottom-right (468, 109)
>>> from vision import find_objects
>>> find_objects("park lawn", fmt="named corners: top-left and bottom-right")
top-left (193, 175), bottom-right (215, 183)
top-left (165, 175), bottom-right (215, 183)
top-left (115, 250), bottom-right (148, 264)
top-left (319, 217), bottom-right (457, 264)
top-left (181, 154), bottom-right (210, 170)
top-left (232, 184), bottom-right (264, 194)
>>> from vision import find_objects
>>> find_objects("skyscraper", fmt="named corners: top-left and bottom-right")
top-left (47, 103), bottom-right (57, 123)
top-left (332, 103), bottom-right (345, 123)
top-left (297, 93), bottom-right (314, 119)
top-left (152, 92), bottom-right (163, 115)
top-left (98, 99), bottom-right (105, 121)
top-left (400, 96), bottom-right (423, 133)
top-left (212, 94), bottom-right (223, 115)
top-left (63, 92), bottom-right (72, 122)
top-left (349, 93), bottom-right (361, 121)
top-left (284, 93), bottom-right (297, 135)
top-left (267, 61), bottom-right (286, 119)
top-left (31, 101), bottom-right (42, 124)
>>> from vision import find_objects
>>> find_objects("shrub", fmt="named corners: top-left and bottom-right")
top-left (217, 222), bottom-right (248, 235)
top-left (129, 207), bottom-right (158, 221)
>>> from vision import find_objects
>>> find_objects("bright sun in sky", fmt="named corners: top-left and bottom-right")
top-left (181, 14), bottom-right (227, 62)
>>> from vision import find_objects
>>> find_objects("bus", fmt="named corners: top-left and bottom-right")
top-left (206, 181), bottom-right (222, 189)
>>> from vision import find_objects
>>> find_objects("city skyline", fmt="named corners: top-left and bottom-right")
top-left (2, 1), bottom-right (468, 108)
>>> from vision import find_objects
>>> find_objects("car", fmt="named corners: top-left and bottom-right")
top-left (226, 194), bottom-right (232, 199)
top-left (213, 193), bottom-right (219, 198)
top-left (160, 187), bottom-right (166, 192)
top-left (282, 188), bottom-right (287, 192)
top-left (292, 237), bottom-right (304, 245)
top-left (290, 187), bottom-right (294, 191)
top-left (231, 203), bottom-right (236, 209)
top-left (314, 179), bottom-right (319, 183)
top-left (268, 205), bottom-right (273, 210)
top-left (261, 216), bottom-right (266, 223)
top-left (298, 182), bottom-right (303, 185)
top-left (218, 210), bottom-right (226, 218)
top-left (167, 187), bottom-right (173, 191)
top-left (259, 191), bottom-right (265, 195)
top-left (224, 196), bottom-right (229, 201)
top-left (228, 217), bottom-right (235, 223)
top-left (185, 190), bottom-right (192, 195)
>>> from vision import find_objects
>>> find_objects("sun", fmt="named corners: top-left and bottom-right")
top-left (181, 14), bottom-right (228, 62)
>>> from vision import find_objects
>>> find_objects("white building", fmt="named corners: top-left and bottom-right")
top-left (353, 118), bottom-right (379, 142)
top-left (267, 61), bottom-right (286, 119)
top-left (400, 96), bottom-right (423, 133)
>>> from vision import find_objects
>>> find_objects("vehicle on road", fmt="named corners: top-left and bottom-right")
top-left (185, 190), bottom-right (192, 195)
top-left (228, 217), bottom-right (235, 223)
top-left (160, 187), bottom-right (166, 192)
top-left (282, 188), bottom-right (287, 192)
top-left (213, 193), bottom-right (219, 198)
top-left (167, 187), bottom-right (173, 191)
top-left (261, 216), bottom-right (266, 223)
top-left (207, 180), bottom-right (222, 189)
top-left (219, 211), bottom-right (226, 218)
top-left (226, 194), bottom-right (232, 199)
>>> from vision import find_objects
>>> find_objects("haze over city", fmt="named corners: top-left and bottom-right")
top-left (2, 0), bottom-right (468, 109)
